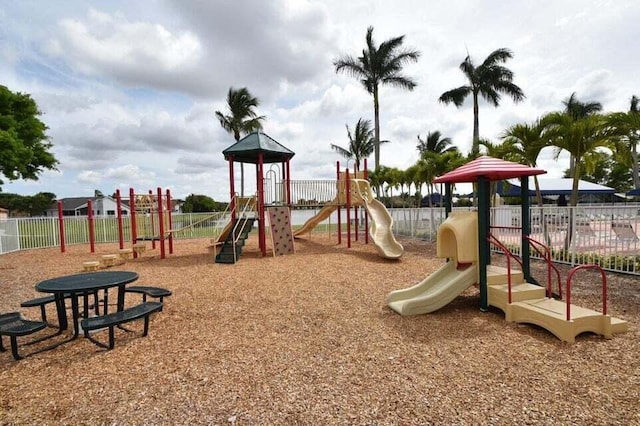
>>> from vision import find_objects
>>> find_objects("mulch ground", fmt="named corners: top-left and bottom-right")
top-left (0, 234), bottom-right (638, 425)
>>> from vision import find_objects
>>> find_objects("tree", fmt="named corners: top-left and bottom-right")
top-left (330, 118), bottom-right (383, 172)
top-left (416, 131), bottom-right (456, 155)
top-left (561, 92), bottom-right (602, 176)
top-left (0, 85), bottom-right (58, 188)
top-left (501, 120), bottom-right (550, 206)
top-left (607, 95), bottom-right (640, 189)
top-left (334, 26), bottom-right (420, 170)
top-left (0, 191), bottom-right (56, 216)
top-left (182, 194), bottom-right (217, 213)
top-left (543, 113), bottom-right (611, 206)
top-left (215, 87), bottom-right (265, 196)
top-left (439, 48), bottom-right (525, 156)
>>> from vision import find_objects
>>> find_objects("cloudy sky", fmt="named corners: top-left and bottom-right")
top-left (1, 0), bottom-right (638, 201)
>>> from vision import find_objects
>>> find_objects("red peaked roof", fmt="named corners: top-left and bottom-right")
top-left (433, 156), bottom-right (546, 184)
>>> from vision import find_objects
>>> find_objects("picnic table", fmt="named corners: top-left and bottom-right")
top-left (35, 271), bottom-right (139, 338)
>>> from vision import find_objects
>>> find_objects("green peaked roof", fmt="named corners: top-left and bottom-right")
top-left (222, 131), bottom-right (295, 164)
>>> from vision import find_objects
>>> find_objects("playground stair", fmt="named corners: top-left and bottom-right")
top-left (486, 265), bottom-right (628, 342)
top-left (215, 218), bottom-right (255, 264)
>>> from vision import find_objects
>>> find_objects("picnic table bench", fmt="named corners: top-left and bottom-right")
top-left (0, 312), bottom-right (47, 360)
top-left (81, 301), bottom-right (163, 350)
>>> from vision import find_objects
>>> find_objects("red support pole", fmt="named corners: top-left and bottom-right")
top-left (88, 199), bottom-right (95, 253)
top-left (116, 189), bottom-right (124, 249)
top-left (130, 188), bottom-right (138, 259)
top-left (336, 161), bottom-right (341, 245)
top-left (166, 189), bottom-right (173, 255)
top-left (258, 153), bottom-right (266, 256)
top-left (57, 201), bottom-right (66, 253)
top-left (346, 168), bottom-right (351, 249)
top-left (148, 190), bottom-right (156, 250)
top-left (229, 156), bottom-right (236, 221)
top-left (286, 159), bottom-right (291, 205)
top-left (157, 187), bottom-right (166, 259)
top-left (364, 159), bottom-right (369, 245)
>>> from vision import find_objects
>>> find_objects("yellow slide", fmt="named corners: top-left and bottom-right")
top-left (386, 261), bottom-right (477, 315)
top-left (358, 194), bottom-right (404, 259)
top-left (293, 203), bottom-right (338, 237)
top-left (387, 211), bottom-right (478, 314)
top-left (294, 180), bottom-right (404, 259)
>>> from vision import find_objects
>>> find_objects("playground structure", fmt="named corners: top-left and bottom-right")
top-left (56, 187), bottom-right (227, 262)
top-left (292, 166), bottom-right (403, 259)
top-left (219, 131), bottom-right (403, 263)
top-left (387, 156), bottom-right (629, 343)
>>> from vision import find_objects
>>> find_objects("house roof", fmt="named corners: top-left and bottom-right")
top-left (222, 131), bottom-right (295, 164)
top-left (433, 156), bottom-right (546, 184)
top-left (498, 178), bottom-right (616, 196)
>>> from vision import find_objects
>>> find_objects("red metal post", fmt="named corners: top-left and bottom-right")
top-left (364, 158), bottom-right (369, 244)
top-left (87, 199), bottom-right (95, 253)
top-left (346, 168), bottom-right (351, 249)
top-left (166, 189), bottom-right (173, 255)
top-left (149, 190), bottom-right (156, 250)
top-left (157, 187), bottom-right (166, 259)
top-left (228, 156), bottom-right (236, 221)
top-left (258, 153), bottom-right (266, 256)
top-left (286, 159), bottom-right (291, 205)
top-left (57, 201), bottom-right (66, 253)
top-left (336, 161), bottom-right (341, 245)
top-left (130, 188), bottom-right (138, 259)
top-left (116, 189), bottom-right (124, 249)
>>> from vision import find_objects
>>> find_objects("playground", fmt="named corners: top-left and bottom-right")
top-left (0, 234), bottom-right (638, 424)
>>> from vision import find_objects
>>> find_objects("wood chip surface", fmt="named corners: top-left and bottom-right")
top-left (0, 235), bottom-right (638, 425)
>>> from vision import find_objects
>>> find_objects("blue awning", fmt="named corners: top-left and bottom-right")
top-left (498, 178), bottom-right (616, 196)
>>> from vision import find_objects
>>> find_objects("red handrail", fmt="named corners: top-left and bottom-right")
top-left (487, 233), bottom-right (523, 304)
top-left (523, 236), bottom-right (563, 299)
top-left (565, 265), bottom-right (608, 320)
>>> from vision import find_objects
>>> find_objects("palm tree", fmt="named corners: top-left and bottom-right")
top-left (439, 48), bottom-right (525, 156)
top-left (215, 87), bottom-right (265, 196)
top-left (502, 120), bottom-right (550, 206)
top-left (561, 92), bottom-right (602, 176)
top-left (330, 118), bottom-right (379, 172)
top-left (607, 95), bottom-right (640, 189)
top-left (334, 26), bottom-right (420, 170)
top-left (416, 131), bottom-right (456, 155)
top-left (543, 113), bottom-right (610, 206)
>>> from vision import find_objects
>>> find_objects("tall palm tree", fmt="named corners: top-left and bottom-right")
top-left (330, 118), bottom-right (380, 172)
top-left (607, 95), bottom-right (640, 189)
top-left (543, 113), bottom-right (610, 206)
top-left (439, 48), bottom-right (525, 156)
top-left (416, 131), bottom-right (456, 155)
top-left (334, 26), bottom-right (420, 170)
top-left (561, 92), bottom-right (602, 176)
top-left (215, 87), bottom-right (265, 196)
top-left (502, 120), bottom-right (550, 206)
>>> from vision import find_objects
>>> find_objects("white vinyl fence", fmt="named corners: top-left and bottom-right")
top-left (1, 206), bottom-right (639, 275)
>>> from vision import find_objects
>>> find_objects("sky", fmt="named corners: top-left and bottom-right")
top-left (1, 0), bottom-right (639, 201)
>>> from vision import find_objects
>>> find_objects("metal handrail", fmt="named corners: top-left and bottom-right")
top-left (230, 195), bottom-right (257, 263)
top-left (565, 265), bottom-right (608, 320)
top-left (487, 233), bottom-right (523, 304)
top-left (523, 236), bottom-right (563, 299)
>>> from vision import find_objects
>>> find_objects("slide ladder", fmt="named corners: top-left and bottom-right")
top-left (215, 217), bottom-right (255, 264)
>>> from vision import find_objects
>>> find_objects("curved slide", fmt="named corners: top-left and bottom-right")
top-left (293, 180), bottom-right (403, 259)
top-left (386, 261), bottom-right (477, 315)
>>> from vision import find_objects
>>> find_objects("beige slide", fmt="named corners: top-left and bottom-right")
top-left (293, 203), bottom-right (338, 237)
top-left (386, 261), bottom-right (477, 315)
top-left (387, 211), bottom-right (479, 315)
top-left (293, 180), bottom-right (403, 259)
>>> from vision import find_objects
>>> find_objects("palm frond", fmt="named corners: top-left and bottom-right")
top-left (439, 86), bottom-right (471, 106)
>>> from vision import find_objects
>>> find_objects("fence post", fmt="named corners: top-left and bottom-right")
top-left (116, 189), bottom-right (124, 249)
top-left (57, 201), bottom-right (66, 253)
top-left (88, 200), bottom-right (95, 253)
